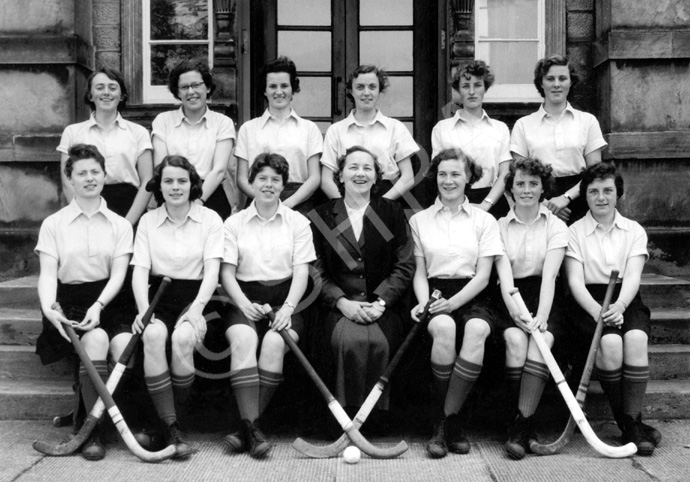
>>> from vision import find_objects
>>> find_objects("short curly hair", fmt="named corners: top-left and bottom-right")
top-left (168, 58), bottom-right (215, 101)
top-left (579, 162), bottom-right (624, 200)
top-left (65, 144), bottom-right (106, 179)
top-left (248, 153), bottom-right (290, 186)
top-left (334, 146), bottom-right (382, 197)
top-left (425, 148), bottom-right (483, 189)
top-left (260, 56), bottom-right (301, 95)
top-left (504, 158), bottom-right (555, 202)
top-left (533, 55), bottom-right (579, 98)
top-left (146, 155), bottom-right (203, 204)
top-left (347, 65), bottom-right (390, 94)
top-left (452, 60), bottom-right (495, 92)
top-left (84, 68), bottom-right (128, 111)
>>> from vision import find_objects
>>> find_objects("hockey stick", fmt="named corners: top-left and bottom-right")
top-left (510, 288), bottom-right (636, 458)
top-left (33, 277), bottom-right (176, 462)
top-left (293, 289), bottom-right (442, 458)
top-left (266, 310), bottom-right (409, 459)
top-left (530, 270), bottom-right (619, 455)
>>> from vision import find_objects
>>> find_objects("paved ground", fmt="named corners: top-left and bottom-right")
top-left (2, 419), bottom-right (690, 482)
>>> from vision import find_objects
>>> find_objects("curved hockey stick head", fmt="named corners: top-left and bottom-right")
top-left (33, 414), bottom-right (99, 455)
top-left (344, 425), bottom-right (408, 459)
top-left (292, 434), bottom-right (349, 459)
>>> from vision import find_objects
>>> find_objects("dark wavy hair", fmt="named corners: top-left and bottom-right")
top-left (84, 68), bottom-right (128, 111)
top-left (425, 148), bottom-right (483, 189)
top-left (533, 55), bottom-right (579, 98)
top-left (260, 56), bottom-right (301, 95)
top-left (579, 162), bottom-right (624, 200)
top-left (168, 58), bottom-right (215, 101)
top-left (505, 158), bottom-right (555, 202)
top-left (347, 65), bottom-right (390, 94)
top-left (65, 144), bottom-right (106, 178)
top-left (146, 155), bottom-right (203, 204)
top-left (452, 60), bottom-right (495, 92)
top-left (334, 146), bottom-right (382, 197)
top-left (248, 153), bottom-right (290, 185)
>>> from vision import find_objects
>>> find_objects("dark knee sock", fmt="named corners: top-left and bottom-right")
top-left (146, 371), bottom-right (177, 426)
top-left (443, 357), bottom-right (482, 416)
top-left (505, 366), bottom-right (523, 410)
top-left (518, 359), bottom-right (550, 418)
top-left (431, 362), bottom-right (453, 419)
top-left (258, 368), bottom-right (284, 416)
top-left (230, 367), bottom-right (260, 422)
top-left (623, 364), bottom-right (649, 418)
top-left (172, 372), bottom-right (195, 405)
top-left (598, 367), bottom-right (623, 421)
top-left (79, 360), bottom-right (108, 413)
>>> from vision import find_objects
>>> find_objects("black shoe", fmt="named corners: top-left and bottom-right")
top-left (425, 418), bottom-right (448, 458)
top-left (224, 428), bottom-right (246, 453)
top-left (504, 413), bottom-right (531, 460)
top-left (243, 419), bottom-right (272, 459)
top-left (622, 415), bottom-right (655, 456)
top-left (446, 413), bottom-right (470, 455)
top-left (636, 415), bottom-right (661, 447)
top-left (81, 425), bottom-right (106, 461)
top-left (165, 422), bottom-right (193, 460)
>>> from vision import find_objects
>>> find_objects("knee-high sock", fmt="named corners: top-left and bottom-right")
top-left (79, 360), bottom-right (108, 413)
top-left (230, 367), bottom-right (260, 422)
top-left (518, 359), bottom-right (550, 418)
top-left (172, 372), bottom-right (195, 406)
top-left (258, 368), bottom-right (284, 416)
top-left (146, 371), bottom-right (177, 426)
top-left (431, 362), bottom-right (453, 419)
top-left (598, 367), bottom-right (623, 420)
top-left (443, 357), bottom-right (482, 416)
top-left (505, 366), bottom-right (523, 411)
top-left (623, 364), bottom-right (649, 418)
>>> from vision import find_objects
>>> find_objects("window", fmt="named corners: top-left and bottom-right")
top-left (475, 0), bottom-right (545, 103)
top-left (142, 0), bottom-right (215, 103)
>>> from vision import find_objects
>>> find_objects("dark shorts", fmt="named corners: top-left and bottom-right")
top-left (101, 182), bottom-right (138, 219)
top-left (222, 278), bottom-right (305, 340)
top-left (147, 277), bottom-right (203, 332)
top-left (425, 278), bottom-right (498, 351)
top-left (466, 186), bottom-right (510, 220)
top-left (492, 276), bottom-right (569, 346)
top-left (203, 187), bottom-right (232, 221)
top-left (569, 283), bottom-right (651, 339)
top-left (36, 279), bottom-right (131, 365)
top-left (554, 174), bottom-right (587, 226)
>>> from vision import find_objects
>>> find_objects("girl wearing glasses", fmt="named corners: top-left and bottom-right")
top-left (152, 59), bottom-right (236, 220)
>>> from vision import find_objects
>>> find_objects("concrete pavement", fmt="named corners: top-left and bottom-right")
top-left (2, 419), bottom-right (690, 482)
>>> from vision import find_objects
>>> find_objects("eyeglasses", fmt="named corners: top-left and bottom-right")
top-left (178, 81), bottom-right (206, 93)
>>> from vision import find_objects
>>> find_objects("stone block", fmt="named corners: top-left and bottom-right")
top-left (96, 51), bottom-right (121, 71)
top-left (93, 25), bottom-right (121, 51)
top-left (609, 60), bottom-right (690, 132)
top-left (0, 67), bottom-right (73, 133)
top-left (567, 0), bottom-right (593, 11)
top-left (93, 1), bottom-right (121, 25)
top-left (0, 164), bottom-right (61, 225)
top-left (0, 1), bottom-right (74, 35)
top-left (608, 0), bottom-right (690, 29)
top-left (567, 12), bottom-right (594, 42)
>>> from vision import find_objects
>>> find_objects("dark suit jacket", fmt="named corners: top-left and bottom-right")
top-left (308, 197), bottom-right (414, 311)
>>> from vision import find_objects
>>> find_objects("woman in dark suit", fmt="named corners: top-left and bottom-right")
top-left (309, 145), bottom-right (414, 416)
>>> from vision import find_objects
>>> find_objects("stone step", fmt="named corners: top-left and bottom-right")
top-left (650, 309), bottom-right (690, 344)
top-left (0, 379), bottom-right (73, 420)
top-left (0, 276), bottom-right (39, 309)
top-left (0, 308), bottom-right (42, 345)
top-left (649, 344), bottom-right (690, 379)
top-left (0, 346), bottom-right (73, 380)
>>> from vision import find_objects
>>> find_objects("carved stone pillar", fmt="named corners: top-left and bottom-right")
top-left (212, 0), bottom-right (238, 117)
top-left (449, 0), bottom-right (474, 68)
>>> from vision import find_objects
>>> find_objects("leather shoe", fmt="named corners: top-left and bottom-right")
top-left (81, 426), bottom-right (106, 461)
top-left (446, 413), bottom-right (470, 454)
top-left (425, 418), bottom-right (448, 458)
top-left (243, 419), bottom-right (272, 459)
top-left (224, 428), bottom-right (246, 453)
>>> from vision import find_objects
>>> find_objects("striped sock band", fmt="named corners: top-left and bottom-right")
top-left (79, 360), bottom-right (108, 413)
top-left (230, 367), bottom-right (260, 422)
top-left (444, 357), bottom-right (482, 416)
top-left (258, 368), bottom-right (284, 415)
top-left (597, 366), bottom-right (624, 417)
top-left (146, 371), bottom-right (176, 425)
